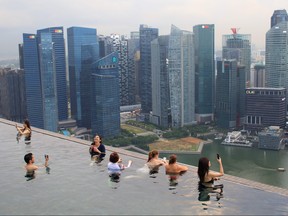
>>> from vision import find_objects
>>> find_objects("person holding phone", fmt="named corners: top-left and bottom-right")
top-left (24, 153), bottom-right (49, 179)
top-left (197, 154), bottom-right (224, 188)
top-left (89, 134), bottom-right (106, 163)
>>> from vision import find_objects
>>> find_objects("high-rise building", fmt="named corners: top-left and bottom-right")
top-left (271, 9), bottom-right (288, 28)
top-left (37, 32), bottom-right (58, 131)
top-left (110, 34), bottom-right (129, 106)
top-left (37, 27), bottom-right (68, 122)
top-left (0, 68), bottom-right (27, 122)
top-left (215, 60), bottom-right (238, 128)
top-left (265, 10), bottom-right (288, 108)
top-left (127, 32), bottom-right (140, 105)
top-left (253, 64), bottom-right (265, 87)
top-left (80, 43), bottom-right (99, 129)
top-left (139, 24), bottom-right (159, 117)
top-left (151, 35), bottom-right (170, 128)
top-left (168, 25), bottom-right (195, 128)
top-left (222, 29), bottom-right (251, 83)
top-left (22, 33), bottom-right (44, 129)
top-left (245, 87), bottom-right (286, 132)
top-left (193, 24), bottom-right (215, 123)
top-left (90, 52), bottom-right (120, 138)
top-left (67, 27), bottom-right (99, 126)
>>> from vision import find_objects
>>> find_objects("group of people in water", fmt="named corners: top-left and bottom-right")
top-left (19, 120), bottom-right (224, 200)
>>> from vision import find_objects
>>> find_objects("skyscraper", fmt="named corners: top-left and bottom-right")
top-left (139, 24), bottom-right (159, 117)
top-left (90, 52), bottom-right (120, 138)
top-left (0, 68), bottom-right (27, 123)
top-left (22, 33), bottom-right (44, 129)
top-left (265, 10), bottom-right (288, 108)
top-left (222, 29), bottom-right (251, 83)
top-left (271, 9), bottom-right (288, 28)
top-left (193, 24), bottom-right (215, 123)
top-left (215, 60), bottom-right (238, 128)
top-left (37, 27), bottom-right (68, 122)
top-left (38, 32), bottom-right (58, 131)
top-left (168, 25), bottom-right (195, 128)
top-left (67, 27), bottom-right (99, 126)
top-left (151, 35), bottom-right (170, 128)
top-left (127, 32), bottom-right (140, 105)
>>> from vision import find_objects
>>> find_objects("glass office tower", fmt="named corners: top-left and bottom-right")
top-left (139, 24), bottom-right (159, 117)
top-left (265, 10), bottom-right (288, 108)
top-left (168, 25), bottom-right (195, 128)
top-left (38, 32), bottom-right (58, 131)
top-left (222, 31), bottom-right (251, 83)
top-left (37, 27), bottom-right (68, 122)
top-left (90, 52), bottom-right (120, 138)
top-left (22, 33), bottom-right (44, 129)
top-left (67, 27), bottom-right (99, 125)
top-left (151, 35), bottom-right (170, 128)
top-left (193, 24), bottom-right (215, 123)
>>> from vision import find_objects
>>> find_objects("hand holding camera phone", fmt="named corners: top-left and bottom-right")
top-left (44, 154), bottom-right (49, 160)
top-left (217, 153), bottom-right (220, 159)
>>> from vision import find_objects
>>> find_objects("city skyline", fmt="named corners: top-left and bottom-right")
top-left (0, 0), bottom-right (287, 60)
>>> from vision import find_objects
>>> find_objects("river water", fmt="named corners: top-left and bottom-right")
top-left (161, 140), bottom-right (288, 189)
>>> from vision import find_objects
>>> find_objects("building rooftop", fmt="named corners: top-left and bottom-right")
top-left (1, 118), bottom-right (288, 215)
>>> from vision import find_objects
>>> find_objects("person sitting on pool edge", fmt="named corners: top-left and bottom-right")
top-left (197, 156), bottom-right (224, 190)
top-left (24, 153), bottom-right (49, 178)
top-left (89, 134), bottom-right (106, 163)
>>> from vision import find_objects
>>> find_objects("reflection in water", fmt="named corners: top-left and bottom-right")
top-left (198, 181), bottom-right (223, 210)
top-left (166, 171), bottom-right (187, 193)
top-left (108, 173), bottom-right (121, 189)
top-left (25, 166), bottom-right (51, 181)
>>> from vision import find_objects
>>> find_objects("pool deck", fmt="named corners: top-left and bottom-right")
top-left (1, 118), bottom-right (288, 215)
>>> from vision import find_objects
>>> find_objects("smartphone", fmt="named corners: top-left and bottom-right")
top-left (217, 153), bottom-right (220, 159)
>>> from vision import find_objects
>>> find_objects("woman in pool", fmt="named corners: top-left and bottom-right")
top-left (146, 150), bottom-right (167, 175)
top-left (197, 156), bottom-right (224, 188)
top-left (16, 119), bottom-right (32, 144)
top-left (89, 134), bottom-right (106, 163)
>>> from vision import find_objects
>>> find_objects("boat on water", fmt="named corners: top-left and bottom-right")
top-left (221, 131), bottom-right (252, 147)
top-left (277, 168), bottom-right (285, 172)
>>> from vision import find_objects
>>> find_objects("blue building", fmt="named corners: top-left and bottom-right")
top-left (22, 33), bottom-right (44, 129)
top-left (193, 24), bottom-right (215, 123)
top-left (139, 24), bottom-right (159, 117)
top-left (37, 27), bottom-right (68, 122)
top-left (90, 52), bottom-right (120, 138)
top-left (37, 32), bottom-right (58, 131)
top-left (67, 27), bottom-right (99, 126)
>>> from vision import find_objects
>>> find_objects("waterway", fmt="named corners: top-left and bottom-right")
top-left (161, 140), bottom-right (288, 189)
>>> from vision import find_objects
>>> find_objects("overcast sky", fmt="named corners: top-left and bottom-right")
top-left (0, 0), bottom-right (287, 60)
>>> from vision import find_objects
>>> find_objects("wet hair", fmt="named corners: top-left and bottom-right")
top-left (24, 119), bottom-right (31, 129)
top-left (169, 154), bottom-right (177, 164)
top-left (109, 152), bottom-right (120, 163)
top-left (147, 150), bottom-right (159, 162)
top-left (197, 157), bottom-right (210, 183)
top-left (24, 153), bottom-right (33, 164)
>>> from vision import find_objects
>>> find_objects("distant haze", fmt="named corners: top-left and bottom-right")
top-left (0, 0), bottom-right (286, 60)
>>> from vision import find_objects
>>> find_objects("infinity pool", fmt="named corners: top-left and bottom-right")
top-left (0, 118), bottom-right (288, 215)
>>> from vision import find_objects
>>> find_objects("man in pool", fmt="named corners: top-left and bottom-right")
top-left (24, 153), bottom-right (49, 178)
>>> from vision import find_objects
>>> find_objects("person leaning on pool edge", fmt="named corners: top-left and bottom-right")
top-left (197, 155), bottom-right (224, 189)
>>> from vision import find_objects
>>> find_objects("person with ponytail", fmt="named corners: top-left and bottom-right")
top-left (146, 150), bottom-right (167, 175)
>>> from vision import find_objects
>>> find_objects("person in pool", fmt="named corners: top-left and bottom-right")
top-left (24, 153), bottom-right (49, 178)
top-left (16, 119), bottom-right (32, 144)
top-left (89, 134), bottom-right (106, 163)
top-left (197, 156), bottom-right (224, 189)
top-left (165, 154), bottom-right (188, 174)
top-left (107, 152), bottom-right (132, 182)
top-left (146, 150), bottom-right (167, 175)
